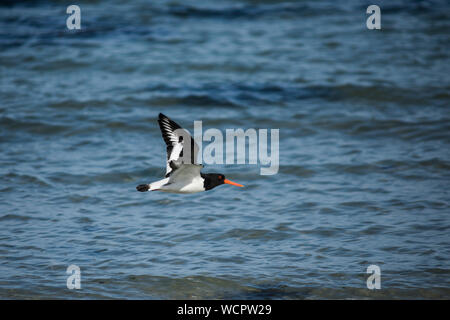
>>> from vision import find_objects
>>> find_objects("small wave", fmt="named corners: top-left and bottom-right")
top-left (73, 216), bottom-right (95, 224)
top-left (47, 99), bottom-right (112, 110)
top-left (298, 227), bottom-right (343, 238)
top-left (214, 228), bottom-right (295, 241)
top-left (166, 2), bottom-right (342, 20)
top-left (47, 168), bottom-right (161, 186)
top-left (279, 165), bottom-right (316, 177)
top-left (0, 214), bottom-right (32, 221)
top-left (0, 214), bottom-right (47, 222)
top-left (3, 172), bottom-right (51, 187)
top-left (0, 116), bottom-right (67, 135)
top-left (147, 94), bottom-right (239, 108)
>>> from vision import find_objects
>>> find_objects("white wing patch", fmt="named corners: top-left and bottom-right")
top-left (167, 143), bottom-right (183, 174)
top-left (158, 113), bottom-right (199, 177)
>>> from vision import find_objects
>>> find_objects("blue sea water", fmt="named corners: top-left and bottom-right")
top-left (0, 0), bottom-right (449, 299)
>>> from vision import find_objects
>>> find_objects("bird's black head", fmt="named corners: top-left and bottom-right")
top-left (201, 173), bottom-right (244, 191)
top-left (201, 173), bottom-right (225, 191)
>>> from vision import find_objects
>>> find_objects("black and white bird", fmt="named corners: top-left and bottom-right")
top-left (136, 113), bottom-right (243, 194)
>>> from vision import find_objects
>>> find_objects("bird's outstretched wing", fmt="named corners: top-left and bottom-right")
top-left (158, 113), bottom-right (199, 177)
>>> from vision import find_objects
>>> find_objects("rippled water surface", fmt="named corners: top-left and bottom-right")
top-left (0, 0), bottom-right (449, 299)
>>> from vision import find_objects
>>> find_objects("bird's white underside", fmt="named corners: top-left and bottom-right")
top-left (149, 164), bottom-right (205, 194)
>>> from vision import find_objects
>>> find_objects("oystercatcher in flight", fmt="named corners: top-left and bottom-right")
top-left (136, 113), bottom-right (244, 194)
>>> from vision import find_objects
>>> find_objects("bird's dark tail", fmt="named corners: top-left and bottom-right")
top-left (136, 184), bottom-right (150, 192)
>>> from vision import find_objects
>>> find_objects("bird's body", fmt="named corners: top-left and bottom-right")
top-left (136, 113), bottom-right (243, 194)
top-left (143, 164), bottom-right (204, 194)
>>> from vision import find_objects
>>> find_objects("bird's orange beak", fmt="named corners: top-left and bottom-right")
top-left (224, 179), bottom-right (244, 187)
